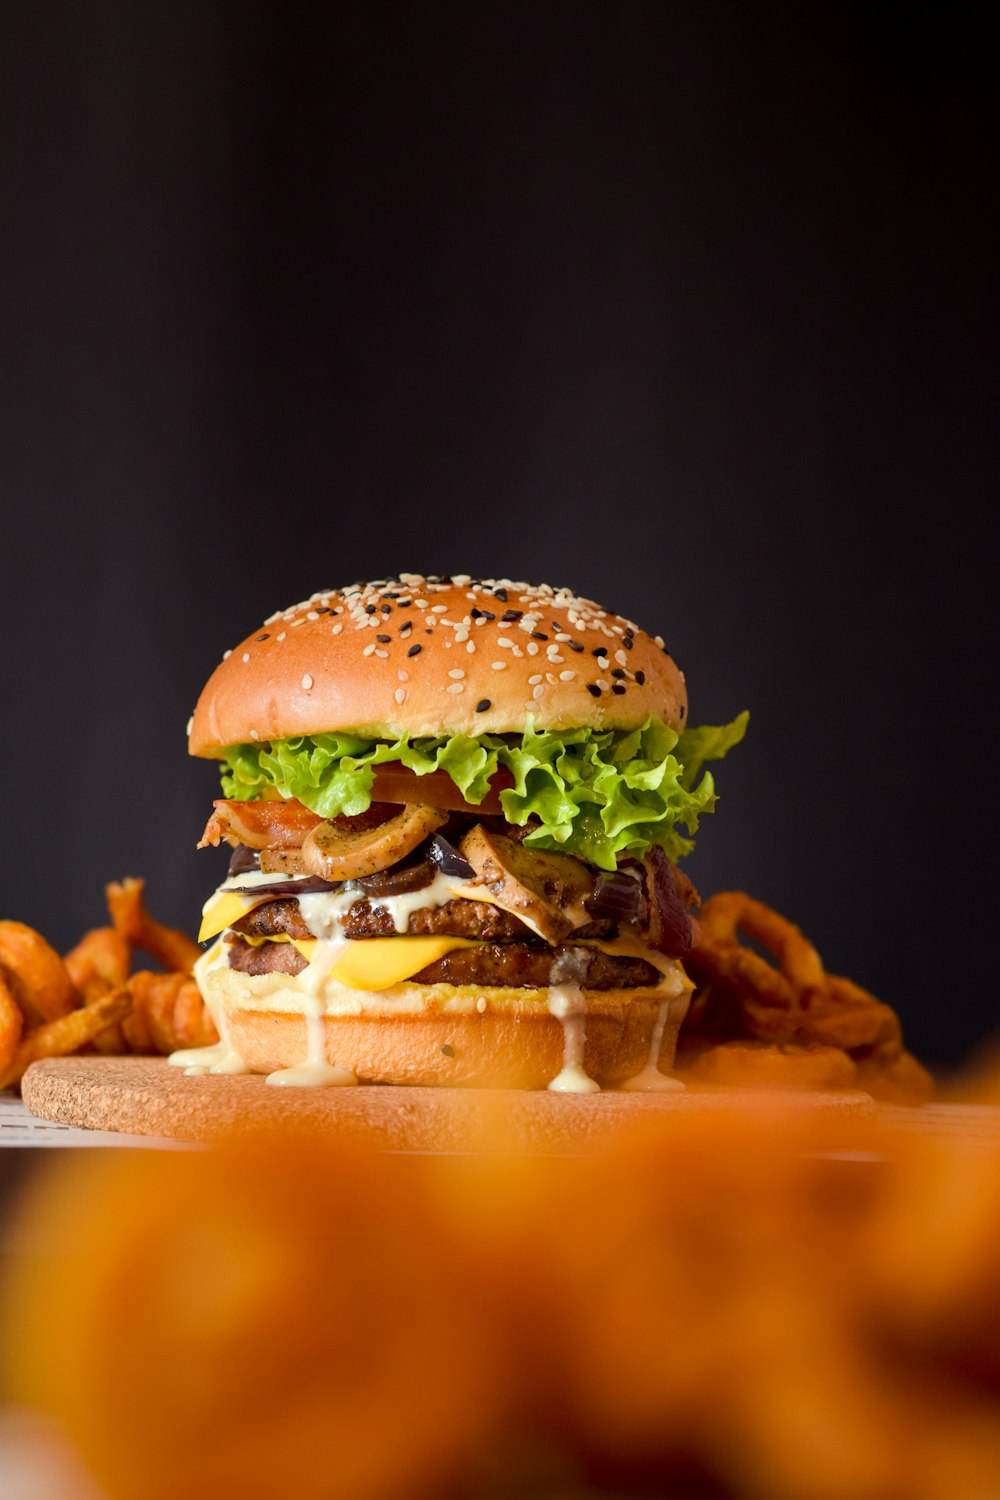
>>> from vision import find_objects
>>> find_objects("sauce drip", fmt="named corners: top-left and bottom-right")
top-left (546, 962), bottom-right (599, 1093)
top-left (620, 998), bottom-right (686, 1092)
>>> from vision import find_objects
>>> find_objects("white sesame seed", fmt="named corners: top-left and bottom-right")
top-left (546, 673), bottom-right (558, 685)
top-left (448, 668), bottom-right (465, 679)
top-left (497, 636), bottom-right (514, 648)
top-left (241, 652), bottom-right (251, 663)
top-left (492, 661), bottom-right (507, 670)
top-left (528, 673), bottom-right (543, 685)
top-left (375, 649), bottom-right (388, 659)
top-left (307, 611), bottom-right (319, 621)
top-left (615, 650), bottom-right (627, 666)
top-left (559, 670), bottom-right (576, 681)
top-left (301, 674), bottom-right (313, 690)
top-left (598, 657), bottom-right (609, 670)
top-left (447, 682), bottom-right (464, 694)
top-left (431, 604), bottom-right (448, 613)
top-left (477, 996), bottom-right (487, 1014)
top-left (455, 630), bottom-right (469, 642)
top-left (512, 646), bottom-right (524, 658)
top-left (475, 616), bottom-right (487, 626)
top-left (532, 684), bottom-right (545, 699)
top-left (276, 632), bottom-right (286, 642)
top-left (466, 640), bottom-right (475, 653)
top-left (598, 678), bottom-right (610, 690)
top-left (394, 687), bottom-right (407, 705)
top-left (415, 599), bottom-right (428, 608)
top-left (397, 670), bottom-right (408, 682)
top-left (363, 643), bottom-right (376, 657)
top-left (291, 618), bottom-right (306, 628)
top-left (223, 649), bottom-right (232, 659)
top-left (186, 716), bottom-right (193, 734)
top-left (497, 620), bottom-right (512, 629)
top-left (250, 728), bottom-right (260, 740)
top-left (555, 633), bottom-right (571, 642)
top-left (655, 634), bottom-right (665, 649)
top-left (331, 622), bottom-right (342, 635)
top-left (527, 641), bottom-right (539, 655)
top-left (549, 654), bottom-right (564, 664)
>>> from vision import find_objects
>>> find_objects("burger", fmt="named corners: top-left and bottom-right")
top-left (183, 575), bottom-right (746, 1090)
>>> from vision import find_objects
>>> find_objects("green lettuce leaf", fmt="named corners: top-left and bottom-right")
top-left (217, 713), bottom-right (747, 870)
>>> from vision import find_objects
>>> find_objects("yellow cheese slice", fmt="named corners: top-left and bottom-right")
top-left (327, 936), bottom-right (476, 990)
top-left (198, 890), bottom-right (274, 943)
top-left (234, 934), bottom-right (476, 990)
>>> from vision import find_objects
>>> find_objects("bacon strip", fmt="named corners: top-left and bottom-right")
top-left (641, 848), bottom-right (695, 957)
top-left (198, 799), bottom-right (323, 850)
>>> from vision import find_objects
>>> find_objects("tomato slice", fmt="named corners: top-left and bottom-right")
top-left (369, 766), bottom-right (512, 815)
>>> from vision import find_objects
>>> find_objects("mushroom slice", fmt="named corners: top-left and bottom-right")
top-left (458, 826), bottom-right (595, 945)
top-left (301, 805), bottom-right (448, 881)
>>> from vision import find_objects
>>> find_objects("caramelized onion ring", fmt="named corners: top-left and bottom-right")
top-left (301, 804), bottom-right (448, 881)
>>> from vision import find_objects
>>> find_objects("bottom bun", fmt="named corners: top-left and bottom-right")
top-left (199, 963), bottom-right (692, 1089)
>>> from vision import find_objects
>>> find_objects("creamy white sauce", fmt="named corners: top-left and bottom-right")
top-left (620, 998), bottom-right (686, 1092)
top-left (169, 1002), bottom-right (253, 1076)
top-left (218, 870), bottom-right (316, 892)
top-left (295, 869), bottom-right (473, 940)
top-left (169, 939), bottom-right (253, 1075)
top-left (546, 951), bottom-right (599, 1093)
top-left (266, 991), bottom-right (357, 1089)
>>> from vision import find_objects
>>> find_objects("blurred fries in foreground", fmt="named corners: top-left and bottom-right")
top-left (5, 1093), bottom-right (1000, 1500)
top-left (0, 881), bottom-right (218, 1086)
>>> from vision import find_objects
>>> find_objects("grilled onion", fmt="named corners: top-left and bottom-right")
top-left (300, 804), bottom-right (448, 881)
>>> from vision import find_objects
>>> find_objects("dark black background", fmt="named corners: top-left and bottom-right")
top-left (1, 4), bottom-right (996, 1068)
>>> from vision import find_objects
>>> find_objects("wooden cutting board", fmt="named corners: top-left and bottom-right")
top-left (20, 1056), bottom-right (878, 1153)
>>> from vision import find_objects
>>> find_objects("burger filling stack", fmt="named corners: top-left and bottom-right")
top-left (182, 576), bottom-right (746, 1090)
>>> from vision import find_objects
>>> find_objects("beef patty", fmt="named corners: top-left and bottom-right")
top-left (231, 896), bottom-right (614, 945)
top-left (231, 895), bottom-right (530, 942)
top-left (225, 934), bottom-right (661, 990)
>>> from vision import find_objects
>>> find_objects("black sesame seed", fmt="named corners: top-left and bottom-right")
top-left (315, 607), bottom-right (330, 615)
top-left (623, 636), bottom-right (634, 650)
top-left (256, 633), bottom-right (270, 641)
top-left (679, 704), bottom-right (686, 717)
top-left (495, 588), bottom-right (508, 602)
top-left (476, 699), bottom-right (491, 713)
top-left (365, 604), bottom-right (376, 615)
top-left (407, 644), bottom-right (422, 657)
top-left (611, 668), bottom-right (625, 679)
top-left (383, 592), bottom-right (399, 599)
top-left (611, 684), bottom-right (626, 696)
top-left (531, 631), bottom-right (548, 641)
top-left (480, 610), bottom-right (495, 621)
top-left (376, 634), bottom-right (391, 643)
top-left (502, 609), bottom-right (522, 622)
top-left (400, 621), bottom-right (413, 635)
top-left (567, 640), bottom-right (584, 653)
top-left (591, 647), bottom-right (604, 657)
top-left (587, 684), bottom-right (602, 698)
top-left (398, 599), bottom-right (411, 607)
top-left (635, 670), bottom-right (645, 685)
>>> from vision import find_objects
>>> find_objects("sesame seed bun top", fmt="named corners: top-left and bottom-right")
top-left (187, 575), bottom-right (688, 757)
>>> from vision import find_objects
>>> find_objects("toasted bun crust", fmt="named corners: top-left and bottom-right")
top-left (189, 575), bottom-right (687, 755)
top-left (201, 964), bottom-right (691, 1088)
